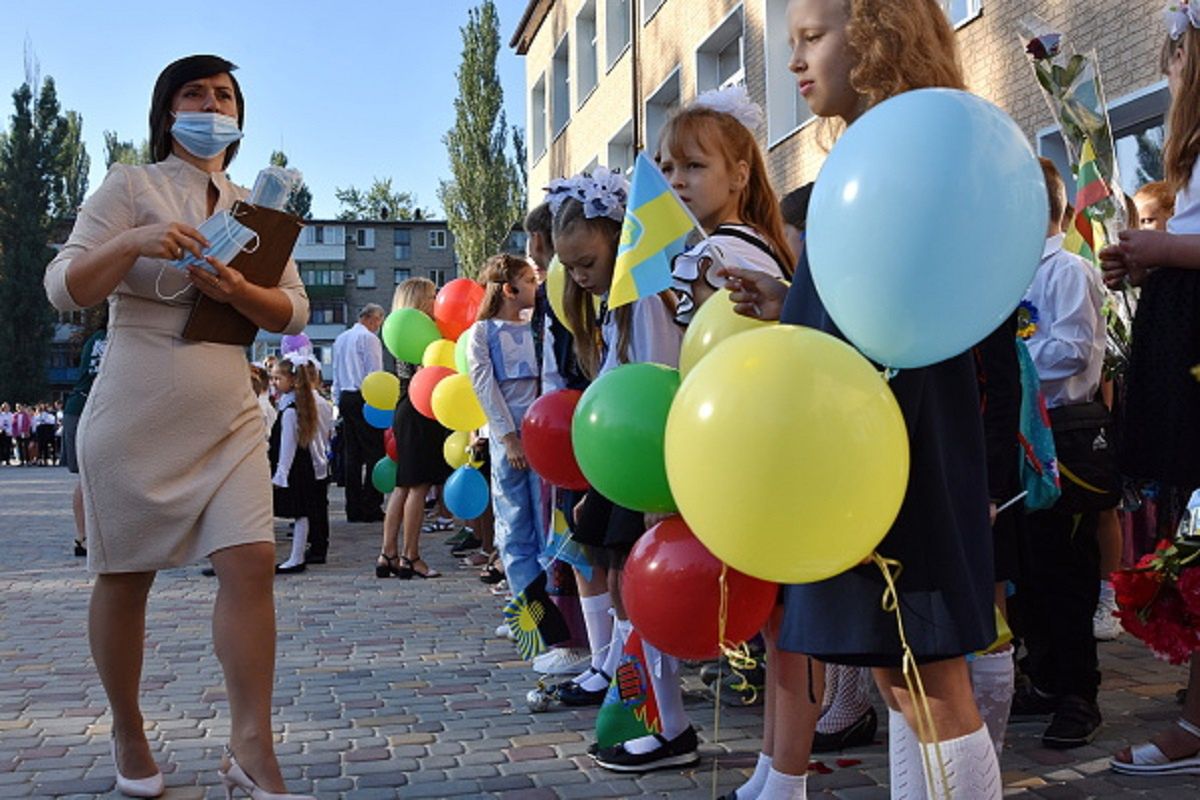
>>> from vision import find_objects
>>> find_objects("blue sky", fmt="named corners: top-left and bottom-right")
top-left (1, 0), bottom-right (530, 220)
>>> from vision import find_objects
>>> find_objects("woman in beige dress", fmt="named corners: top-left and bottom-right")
top-left (44, 55), bottom-right (312, 800)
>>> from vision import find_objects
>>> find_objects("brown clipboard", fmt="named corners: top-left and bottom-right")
top-left (181, 201), bottom-right (305, 345)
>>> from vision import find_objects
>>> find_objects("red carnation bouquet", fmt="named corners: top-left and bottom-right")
top-left (1112, 537), bottom-right (1200, 665)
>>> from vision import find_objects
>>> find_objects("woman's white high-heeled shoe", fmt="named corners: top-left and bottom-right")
top-left (110, 738), bottom-right (164, 798)
top-left (218, 748), bottom-right (314, 800)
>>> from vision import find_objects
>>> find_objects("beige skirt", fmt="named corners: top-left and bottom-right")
top-left (79, 296), bottom-right (273, 573)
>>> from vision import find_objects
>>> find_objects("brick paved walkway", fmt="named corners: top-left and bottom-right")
top-left (0, 466), bottom-right (1196, 798)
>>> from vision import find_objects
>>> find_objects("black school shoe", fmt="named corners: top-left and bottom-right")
top-left (304, 548), bottom-right (327, 565)
top-left (1009, 680), bottom-right (1059, 718)
top-left (594, 726), bottom-right (700, 773)
top-left (1042, 695), bottom-right (1101, 749)
top-left (811, 706), bottom-right (878, 753)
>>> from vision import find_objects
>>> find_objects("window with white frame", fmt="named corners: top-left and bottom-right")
top-left (645, 68), bottom-right (681, 155)
top-left (642, 0), bottom-right (665, 24)
top-left (696, 6), bottom-right (744, 93)
top-left (428, 229), bottom-right (447, 249)
top-left (355, 228), bottom-right (375, 249)
top-left (605, 0), bottom-right (631, 69)
top-left (576, 0), bottom-right (599, 107)
top-left (393, 228), bottom-right (412, 260)
top-left (309, 301), bottom-right (345, 325)
top-left (530, 74), bottom-right (547, 161)
top-left (394, 268), bottom-right (412, 285)
top-left (764, 0), bottom-right (813, 147)
top-left (607, 119), bottom-right (635, 174)
top-left (942, 0), bottom-right (982, 28)
top-left (356, 269), bottom-right (377, 289)
top-left (429, 269), bottom-right (449, 288)
top-left (552, 36), bottom-right (571, 136)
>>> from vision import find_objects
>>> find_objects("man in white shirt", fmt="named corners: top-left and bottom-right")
top-left (1011, 159), bottom-right (1108, 751)
top-left (331, 304), bottom-right (386, 522)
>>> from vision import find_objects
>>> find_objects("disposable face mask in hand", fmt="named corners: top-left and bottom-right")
top-left (171, 111), bottom-right (243, 159)
top-left (171, 210), bottom-right (258, 274)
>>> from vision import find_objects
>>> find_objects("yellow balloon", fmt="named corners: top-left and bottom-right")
top-left (679, 290), bottom-right (774, 377)
top-left (360, 370), bottom-right (400, 410)
top-left (443, 431), bottom-right (471, 469)
top-left (664, 326), bottom-right (909, 584)
top-left (423, 339), bottom-right (458, 370)
top-left (431, 373), bottom-right (487, 432)
top-left (546, 255), bottom-right (599, 335)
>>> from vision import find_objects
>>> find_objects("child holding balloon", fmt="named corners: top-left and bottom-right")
top-left (269, 354), bottom-right (322, 574)
top-left (657, 85), bottom-right (794, 325)
top-left (550, 172), bottom-right (694, 771)
top-left (722, 1), bottom-right (1003, 797)
top-left (467, 254), bottom-right (545, 601)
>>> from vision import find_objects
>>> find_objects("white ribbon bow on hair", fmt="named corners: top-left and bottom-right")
top-left (282, 350), bottom-right (320, 370)
top-left (544, 167), bottom-right (630, 223)
top-left (1166, 0), bottom-right (1200, 40)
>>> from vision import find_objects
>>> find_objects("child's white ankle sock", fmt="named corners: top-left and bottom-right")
top-left (756, 767), bottom-right (807, 800)
top-left (730, 751), bottom-right (772, 800)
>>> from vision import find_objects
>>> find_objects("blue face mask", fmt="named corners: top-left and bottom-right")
top-left (171, 210), bottom-right (259, 274)
top-left (170, 111), bottom-right (243, 159)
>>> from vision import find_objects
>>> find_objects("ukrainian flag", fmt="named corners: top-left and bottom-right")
top-left (609, 153), bottom-right (700, 308)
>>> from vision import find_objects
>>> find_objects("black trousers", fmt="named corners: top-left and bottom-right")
top-left (308, 478), bottom-right (330, 556)
top-left (337, 391), bottom-right (384, 519)
top-left (1012, 508), bottom-right (1101, 701)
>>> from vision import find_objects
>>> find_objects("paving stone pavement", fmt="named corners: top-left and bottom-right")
top-left (0, 466), bottom-right (1197, 798)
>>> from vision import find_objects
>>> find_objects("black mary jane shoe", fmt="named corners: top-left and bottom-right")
top-left (557, 669), bottom-right (611, 707)
top-left (811, 705), bottom-right (878, 753)
top-left (274, 562), bottom-right (307, 575)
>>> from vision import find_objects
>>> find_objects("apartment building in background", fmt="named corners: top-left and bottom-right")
top-left (511, 0), bottom-right (1168, 212)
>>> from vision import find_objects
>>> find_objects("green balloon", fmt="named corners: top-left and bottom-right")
top-left (455, 329), bottom-right (470, 373)
top-left (372, 456), bottom-right (397, 494)
top-left (382, 308), bottom-right (441, 364)
top-left (571, 363), bottom-right (679, 513)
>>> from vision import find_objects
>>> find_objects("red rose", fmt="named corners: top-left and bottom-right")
top-left (1112, 567), bottom-right (1163, 611)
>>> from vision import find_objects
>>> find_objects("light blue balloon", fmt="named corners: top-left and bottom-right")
top-left (444, 465), bottom-right (490, 520)
top-left (807, 89), bottom-right (1049, 369)
top-left (363, 404), bottom-right (393, 429)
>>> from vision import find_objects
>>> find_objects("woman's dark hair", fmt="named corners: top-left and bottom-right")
top-left (779, 183), bottom-right (814, 231)
top-left (149, 55), bottom-right (244, 168)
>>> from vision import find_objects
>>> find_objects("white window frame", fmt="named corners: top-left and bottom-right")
top-left (605, 0), bottom-right (631, 71)
top-left (551, 35), bottom-right (571, 138)
top-left (530, 73), bottom-right (548, 163)
top-left (695, 5), bottom-right (745, 94)
top-left (429, 268), bottom-right (449, 288)
top-left (428, 229), bottom-right (448, 249)
top-left (644, 67), bottom-right (681, 155)
top-left (356, 269), bottom-right (377, 289)
top-left (355, 227), bottom-right (375, 249)
top-left (576, 0), bottom-right (599, 109)
top-left (393, 227), bottom-right (412, 261)
top-left (393, 267), bottom-right (412, 285)
top-left (942, 0), bottom-right (983, 29)
top-left (607, 118), bottom-right (635, 174)
top-left (763, 0), bottom-right (815, 148)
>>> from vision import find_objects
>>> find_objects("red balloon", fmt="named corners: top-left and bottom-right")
top-left (434, 278), bottom-right (485, 340)
top-left (408, 366), bottom-right (455, 419)
top-left (384, 427), bottom-right (398, 461)
top-left (521, 389), bottom-right (589, 490)
top-left (624, 517), bottom-right (777, 660)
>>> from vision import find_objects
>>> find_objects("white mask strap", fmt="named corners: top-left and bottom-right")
top-left (154, 264), bottom-right (195, 302)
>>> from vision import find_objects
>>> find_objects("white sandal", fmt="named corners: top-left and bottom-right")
top-left (1110, 717), bottom-right (1200, 775)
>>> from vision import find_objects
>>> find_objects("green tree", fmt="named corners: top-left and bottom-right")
top-left (438, 0), bottom-right (524, 279)
top-left (102, 130), bottom-right (150, 168)
top-left (269, 150), bottom-right (314, 219)
top-left (0, 78), bottom-right (67, 402)
top-left (335, 177), bottom-right (425, 221)
top-left (55, 110), bottom-right (89, 219)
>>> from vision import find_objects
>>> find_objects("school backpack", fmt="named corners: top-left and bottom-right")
top-left (1015, 337), bottom-right (1062, 511)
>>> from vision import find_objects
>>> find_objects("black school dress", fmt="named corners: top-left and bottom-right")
top-left (269, 396), bottom-right (318, 520)
top-left (392, 362), bottom-right (454, 488)
top-left (1119, 267), bottom-right (1200, 489)
top-left (776, 253), bottom-right (996, 666)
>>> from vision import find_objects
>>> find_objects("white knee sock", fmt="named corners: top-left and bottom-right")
top-left (581, 616), bottom-right (628, 692)
top-left (281, 518), bottom-right (308, 568)
top-left (731, 752), bottom-right (772, 800)
top-left (887, 707), bottom-right (927, 800)
top-left (620, 639), bottom-right (689, 755)
top-left (921, 724), bottom-right (1002, 800)
top-left (576, 592), bottom-right (613, 681)
top-left (968, 650), bottom-right (1014, 757)
top-left (757, 767), bottom-right (807, 800)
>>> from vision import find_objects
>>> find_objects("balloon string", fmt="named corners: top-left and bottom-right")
top-left (873, 552), bottom-right (949, 799)
top-left (710, 564), bottom-right (727, 799)
top-left (711, 564), bottom-right (761, 798)
top-left (881, 367), bottom-right (900, 382)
